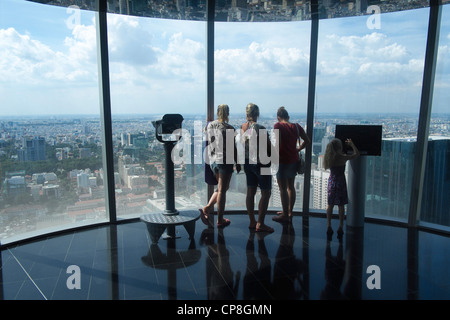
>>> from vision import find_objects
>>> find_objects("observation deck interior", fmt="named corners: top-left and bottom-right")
top-left (1, 213), bottom-right (448, 300)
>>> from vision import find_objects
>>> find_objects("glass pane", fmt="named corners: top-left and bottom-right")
top-left (107, 15), bottom-right (207, 219)
top-left (215, 20), bottom-right (311, 212)
top-left (0, 0), bottom-right (106, 244)
top-left (422, 4), bottom-right (450, 228)
top-left (314, 8), bottom-right (429, 222)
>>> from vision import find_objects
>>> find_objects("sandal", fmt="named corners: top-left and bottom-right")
top-left (337, 227), bottom-right (344, 240)
top-left (256, 225), bottom-right (274, 233)
top-left (199, 209), bottom-right (209, 225)
top-left (272, 215), bottom-right (290, 223)
top-left (276, 211), bottom-right (293, 219)
top-left (217, 218), bottom-right (231, 228)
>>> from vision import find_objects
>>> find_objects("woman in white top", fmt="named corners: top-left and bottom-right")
top-left (201, 104), bottom-right (241, 228)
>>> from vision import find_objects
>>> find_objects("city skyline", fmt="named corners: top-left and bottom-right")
top-left (0, 111), bottom-right (450, 234)
top-left (1, 111), bottom-right (448, 241)
top-left (0, 0), bottom-right (449, 116)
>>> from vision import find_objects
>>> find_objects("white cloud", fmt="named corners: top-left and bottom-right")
top-left (0, 27), bottom-right (54, 83)
top-left (157, 32), bottom-right (205, 79)
top-left (314, 31), bottom-right (431, 113)
top-left (318, 32), bottom-right (423, 82)
top-left (214, 41), bottom-right (309, 87)
top-left (0, 23), bottom-right (97, 85)
top-left (107, 15), bottom-right (157, 66)
top-left (1, 8), bottom-right (446, 115)
top-left (107, 17), bottom-right (205, 88)
top-left (106, 17), bottom-right (207, 113)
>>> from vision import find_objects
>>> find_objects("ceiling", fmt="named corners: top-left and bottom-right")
top-left (28, 0), bottom-right (440, 22)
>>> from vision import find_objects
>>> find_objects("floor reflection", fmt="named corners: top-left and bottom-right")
top-left (0, 214), bottom-right (448, 300)
top-left (321, 239), bottom-right (345, 299)
top-left (243, 231), bottom-right (272, 299)
top-left (273, 224), bottom-right (305, 299)
top-left (142, 238), bottom-right (201, 300)
top-left (201, 228), bottom-right (240, 300)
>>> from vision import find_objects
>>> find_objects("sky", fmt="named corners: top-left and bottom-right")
top-left (0, 0), bottom-right (449, 117)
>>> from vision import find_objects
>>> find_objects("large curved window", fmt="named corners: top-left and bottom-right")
top-left (215, 20), bottom-right (311, 211)
top-left (107, 14), bottom-right (207, 218)
top-left (1, 1), bottom-right (448, 247)
top-left (0, 0), bottom-right (105, 244)
top-left (313, 8), bottom-right (429, 222)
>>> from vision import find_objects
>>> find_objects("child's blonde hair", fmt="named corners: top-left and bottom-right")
top-left (217, 104), bottom-right (229, 123)
top-left (324, 138), bottom-right (343, 170)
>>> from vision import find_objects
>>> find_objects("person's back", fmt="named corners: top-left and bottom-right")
top-left (241, 121), bottom-right (270, 166)
top-left (207, 119), bottom-right (235, 165)
top-left (324, 138), bottom-right (359, 240)
top-left (274, 121), bottom-right (301, 164)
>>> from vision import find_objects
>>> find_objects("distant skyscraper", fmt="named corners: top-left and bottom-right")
top-left (356, 0), bottom-right (368, 13)
top-left (366, 138), bottom-right (450, 226)
top-left (313, 169), bottom-right (330, 210)
top-left (313, 126), bottom-right (326, 155)
top-left (366, 138), bottom-right (416, 220)
top-left (421, 138), bottom-right (450, 226)
top-left (18, 137), bottom-right (46, 162)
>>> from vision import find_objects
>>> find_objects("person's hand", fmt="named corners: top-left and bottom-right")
top-left (345, 138), bottom-right (355, 146)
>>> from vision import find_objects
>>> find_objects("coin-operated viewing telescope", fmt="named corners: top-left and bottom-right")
top-left (141, 114), bottom-right (200, 244)
top-left (152, 113), bottom-right (184, 143)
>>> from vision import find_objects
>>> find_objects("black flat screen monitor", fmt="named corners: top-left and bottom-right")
top-left (335, 125), bottom-right (382, 156)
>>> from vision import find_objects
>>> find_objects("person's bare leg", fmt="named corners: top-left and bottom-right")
top-left (203, 190), bottom-right (217, 215)
top-left (277, 178), bottom-right (289, 217)
top-left (246, 186), bottom-right (257, 229)
top-left (203, 173), bottom-right (220, 221)
top-left (286, 177), bottom-right (296, 218)
top-left (337, 205), bottom-right (345, 238)
top-left (256, 189), bottom-right (273, 232)
top-left (326, 204), bottom-right (334, 236)
top-left (216, 173), bottom-right (231, 224)
top-left (273, 178), bottom-right (290, 223)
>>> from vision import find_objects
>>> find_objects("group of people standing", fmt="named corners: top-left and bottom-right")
top-left (199, 103), bottom-right (359, 239)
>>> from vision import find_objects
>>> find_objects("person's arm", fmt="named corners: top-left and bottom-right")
top-left (297, 124), bottom-right (311, 152)
top-left (233, 129), bottom-right (241, 173)
top-left (345, 139), bottom-right (360, 160)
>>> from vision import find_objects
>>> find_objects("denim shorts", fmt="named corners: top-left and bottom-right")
top-left (210, 162), bottom-right (234, 175)
top-left (244, 164), bottom-right (272, 190)
top-left (276, 162), bottom-right (298, 179)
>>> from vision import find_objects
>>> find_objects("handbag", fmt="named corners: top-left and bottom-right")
top-left (204, 122), bottom-right (218, 185)
top-left (295, 123), bottom-right (305, 175)
top-left (205, 163), bottom-right (218, 185)
top-left (297, 153), bottom-right (305, 175)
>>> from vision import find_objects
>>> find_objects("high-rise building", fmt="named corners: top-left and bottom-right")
top-left (366, 138), bottom-right (450, 225)
top-left (421, 138), bottom-right (450, 226)
top-left (312, 126), bottom-right (326, 155)
top-left (313, 168), bottom-right (330, 210)
top-left (18, 137), bottom-right (46, 162)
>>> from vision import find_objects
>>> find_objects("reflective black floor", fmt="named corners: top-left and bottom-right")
top-left (0, 214), bottom-right (449, 300)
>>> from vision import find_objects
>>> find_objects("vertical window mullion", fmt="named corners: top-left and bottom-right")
top-left (96, 0), bottom-right (117, 223)
top-left (303, 0), bottom-right (319, 216)
top-left (408, 1), bottom-right (442, 227)
top-left (206, 0), bottom-right (215, 201)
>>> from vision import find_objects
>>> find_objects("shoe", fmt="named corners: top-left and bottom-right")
top-left (199, 209), bottom-right (209, 225)
top-left (217, 218), bottom-right (231, 228)
top-left (326, 227), bottom-right (333, 241)
top-left (272, 214), bottom-right (290, 223)
top-left (337, 228), bottom-right (344, 240)
top-left (256, 225), bottom-right (274, 233)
